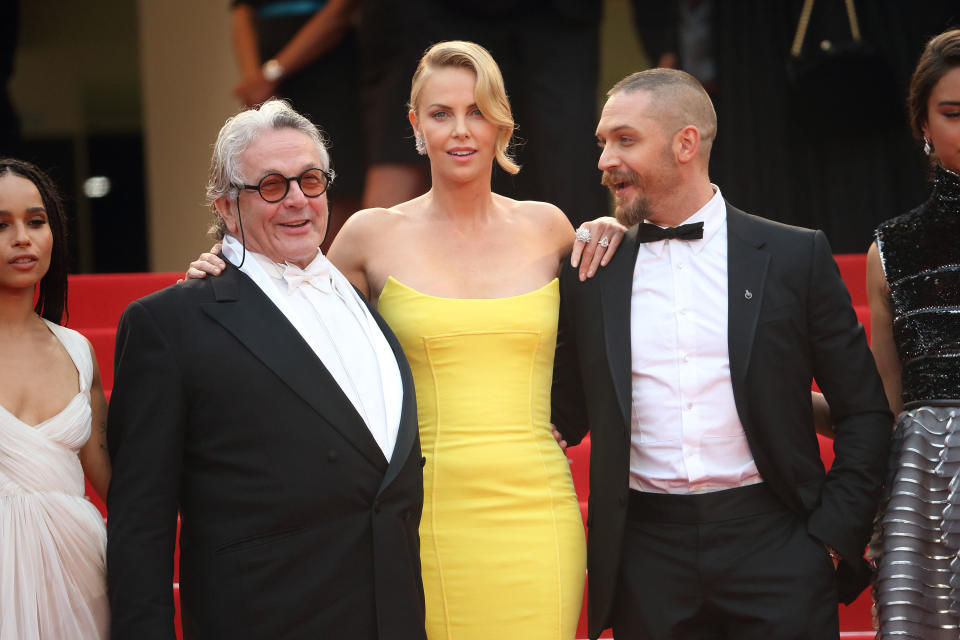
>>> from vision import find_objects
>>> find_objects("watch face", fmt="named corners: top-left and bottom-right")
top-left (263, 59), bottom-right (284, 82)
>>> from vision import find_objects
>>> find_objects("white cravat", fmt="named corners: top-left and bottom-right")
top-left (221, 234), bottom-right (402, 460)
top-left (629, 187), bottom-right (761, 494)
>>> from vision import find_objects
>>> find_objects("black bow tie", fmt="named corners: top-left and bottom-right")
top-left (636, 221), bottom-right (704, 243)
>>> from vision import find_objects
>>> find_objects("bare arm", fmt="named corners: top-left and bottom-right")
top-left (79, 338), bottom-right (111, 501)
top-left (866, 241), bottom-right (902, 416)
top-left (231, 0), bottom-right (356, 107)
top-left (327, 209), bottom-right (376, 301)
top-left (811, 390), bottom-right (834, 438)
top-left (231, 5), bottom-right (262, 80)
top-left (268, 0), bottom-right (355, 78)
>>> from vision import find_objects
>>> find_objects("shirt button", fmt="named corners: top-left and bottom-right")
top-left (677, 263), bottom-right (685, 270)
top-left (685, 402), bottom-right (693, 411)
top-left (682, 353), bottom-right (690, 363)
top-left (679, 308), bottom-right (687, 316)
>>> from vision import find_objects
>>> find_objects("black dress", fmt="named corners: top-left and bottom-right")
top-left (873, 164), bottom-right (960, 638)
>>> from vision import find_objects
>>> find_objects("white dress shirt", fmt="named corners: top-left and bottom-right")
top-left (222, 234), bottom-right (402, 461)
top-left (629, 188), bottom-right (761, 493)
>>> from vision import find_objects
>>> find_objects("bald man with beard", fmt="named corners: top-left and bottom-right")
top-left (552, 69), bottom-right (891, 640)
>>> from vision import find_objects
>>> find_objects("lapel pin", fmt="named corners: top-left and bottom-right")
top-left (744, 289), bottom-right (753, 300)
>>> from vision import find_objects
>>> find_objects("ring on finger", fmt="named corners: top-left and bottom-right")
top-left (575, 227), bottom-right (591, 243)
top-left (599, 236), bottom-right (611, 248)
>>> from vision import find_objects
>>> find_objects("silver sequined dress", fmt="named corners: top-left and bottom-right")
top-left (873, 164), bottom-right (960, 639)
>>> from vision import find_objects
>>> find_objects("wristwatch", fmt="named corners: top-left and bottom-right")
top-left (262, 58), bottom-right (285, 82)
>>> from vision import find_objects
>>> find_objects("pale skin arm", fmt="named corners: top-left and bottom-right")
top-left (78, 339), bottom-right (110, 501)
top-left (326, 209), bottom-right (375, 299)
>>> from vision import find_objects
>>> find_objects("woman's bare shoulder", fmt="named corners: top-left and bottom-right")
top-left (512, 197), bottom-right (570, 224)
top-left (505, 197), bottom-right (574, 241)
top-left (334, 206), bottom-right (408, 249)
top-left (340, 206), bottom-right (400, 234)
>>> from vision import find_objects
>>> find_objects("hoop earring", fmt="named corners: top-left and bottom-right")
top-left (415, 135), bottom-right (426, 155)
top-left (924, 138), bottom-right (933, 155)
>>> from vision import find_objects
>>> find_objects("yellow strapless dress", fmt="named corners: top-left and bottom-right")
top-left (378, 277), bottom-right (586, 640)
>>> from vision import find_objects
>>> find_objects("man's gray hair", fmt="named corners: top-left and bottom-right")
top-left (206, 99), bottom-right (334, 239)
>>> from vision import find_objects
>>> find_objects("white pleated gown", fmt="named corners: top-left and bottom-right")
top-left (0, 320), bottom-right (108, 639)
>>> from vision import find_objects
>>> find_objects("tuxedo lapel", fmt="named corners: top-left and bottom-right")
top-left (726, 206), bottom-right (769, 412)
top-left (601, 224), bottom-right (641, 428)
top-left (362, 295), bottom-right (418, 493)
top-left (202, 265), bottom-right (388, 471)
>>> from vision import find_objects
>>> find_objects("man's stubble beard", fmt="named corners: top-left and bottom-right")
top-left (614, 195), bottom-right (648, 227)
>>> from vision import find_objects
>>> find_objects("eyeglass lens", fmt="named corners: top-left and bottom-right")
top-left (258, 169), bottom-right (328, 202)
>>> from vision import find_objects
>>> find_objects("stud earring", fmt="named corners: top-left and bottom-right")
top-left (415, 135), bottom-right (426, 155)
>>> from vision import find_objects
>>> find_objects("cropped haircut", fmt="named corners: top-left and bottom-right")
top-left (608, 68), bottom-right (718, 157)
top-left (908, 29), bottom-right (960, 143)
top-left (205, 99), bottom-right (334, 239)
top-left (409, 40), bottom-right (520, 175)
top-left (0, 158), bottom-right (69, 324)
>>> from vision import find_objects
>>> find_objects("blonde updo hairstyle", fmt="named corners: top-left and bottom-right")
top-left (409, 40), bottom-right (520, 175)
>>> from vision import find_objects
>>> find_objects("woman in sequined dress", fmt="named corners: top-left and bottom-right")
top-left (868, 29), bottom-right (960, 639)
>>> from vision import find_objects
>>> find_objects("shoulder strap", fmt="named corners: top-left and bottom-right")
top-left (791, 0), bottom-right (861, 58)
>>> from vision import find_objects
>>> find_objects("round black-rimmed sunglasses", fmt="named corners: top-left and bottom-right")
top-left (239, 168), bottom-right (334, 203)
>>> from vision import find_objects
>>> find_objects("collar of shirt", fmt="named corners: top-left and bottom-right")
top-left (221, 235), bottom-right (356, 304)
top-left (251, 249), bottom-right (335, 296)
top-left (641, 185), bottom-right (725, 258)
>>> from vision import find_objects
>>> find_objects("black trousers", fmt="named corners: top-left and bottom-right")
top-left (612, 484), bottom-right (839, 640)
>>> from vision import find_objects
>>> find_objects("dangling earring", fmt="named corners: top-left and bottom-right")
top-left (415, 135), bottom-right (426, 155)
top-left (924, 137), bottom-right (933, 155)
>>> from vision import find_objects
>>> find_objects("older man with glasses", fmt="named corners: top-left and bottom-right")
top-left (106, 99), bottom-right (427, 640)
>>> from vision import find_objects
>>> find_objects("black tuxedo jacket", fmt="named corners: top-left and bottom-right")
top-left (107, 262), bottom-right (426, 640)
top-left (552, 205), bottom-right (891, 639)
